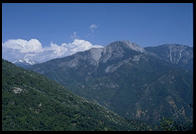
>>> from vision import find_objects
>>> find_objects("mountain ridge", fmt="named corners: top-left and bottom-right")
top-left (28, 41), bottom-right (193, 130)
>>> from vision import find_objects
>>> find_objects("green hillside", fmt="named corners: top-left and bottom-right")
top-left (2, 59), bottom-right (148, 131)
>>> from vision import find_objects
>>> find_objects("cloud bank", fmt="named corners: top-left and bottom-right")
top-left (2, 39), bottom-right (103, 64)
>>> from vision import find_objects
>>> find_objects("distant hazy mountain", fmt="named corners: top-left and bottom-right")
top-left (13, 58), bottom-right (38, 69)
top-left (3, 59), bottom-right (150, 131)
top-left (29, 41), bottom-right (193, 130)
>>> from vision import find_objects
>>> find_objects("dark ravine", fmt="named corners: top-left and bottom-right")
top-left (28, 41), bottom-right (193, 130)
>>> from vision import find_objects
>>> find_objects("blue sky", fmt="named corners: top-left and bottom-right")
top-left (2, 3), bottom-right (193, 47)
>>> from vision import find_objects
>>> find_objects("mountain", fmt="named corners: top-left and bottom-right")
top-left (145, 44), bottom-right (193, 71)
top-left (29, 41), bottom-right (193, 130)
top-left (2, 59), bottom-right (150, 131)
top-left (13, 59), bottom-right (37, 69)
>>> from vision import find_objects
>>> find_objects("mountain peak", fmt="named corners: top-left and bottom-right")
top-left (13, 58), bottom-right (37, 65)
top-left (108, 40), bottom-right (145, 53)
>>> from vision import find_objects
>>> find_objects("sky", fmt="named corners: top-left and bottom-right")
top-left (2, 3), bottom-right (193, 64)
top-left (2, 3), bottom-right (193, 47)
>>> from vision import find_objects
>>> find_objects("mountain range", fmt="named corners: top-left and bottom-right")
top-left (26, 40), bottom-right (193, 130)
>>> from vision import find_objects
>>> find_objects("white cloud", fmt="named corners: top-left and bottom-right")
top-left (2, 38), bottom-right (103, 64)
top-left (3, 39), bottom-right (43, 53)
top-left (89, 24), bottom-right (98, 32)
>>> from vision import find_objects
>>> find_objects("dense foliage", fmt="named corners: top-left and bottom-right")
top-left (2, 59), bottom-right (149, 131)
